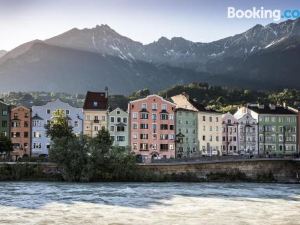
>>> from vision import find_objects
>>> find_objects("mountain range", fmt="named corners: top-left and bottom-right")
top-left (0, 18), bottom-right (300, 94)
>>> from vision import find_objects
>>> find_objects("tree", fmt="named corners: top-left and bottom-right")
top-left (45, 109), bottom-right (73, 140)
top-left (49, 135), bottom-right (88, 181)
top-left (0, 134), bottom-right (13, 160)
top-left (87, 128), bottom-right (113, 180)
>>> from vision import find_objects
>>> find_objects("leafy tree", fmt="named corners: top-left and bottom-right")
top-left (45, 109), bottom-right (73, 140)
top-left (49, 135), bottom-right (88, 182)
top-left (0, 134), bottom-right (13, 160)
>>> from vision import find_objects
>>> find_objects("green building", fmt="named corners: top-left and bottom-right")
top-left (0, 99), bottom-right (10, 137)
top-left (175, 108), bottom-right (199, 158)
top-left (247, 104), bottom-right (297, 156)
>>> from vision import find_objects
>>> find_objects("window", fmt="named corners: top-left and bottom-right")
top-left (152, 124), bottom-right (157, 133)
top-left (160, 144), bottom-right (168, 150)
top-left (66, 110), bottom-right (70, 115)
top-left (47, 109), bottom-right (51, 114)
top-left (152, 113), bottom-right (157, 120)
top-left (133, 143), bottom-right (138, 150)
top-left (170, 125), bottom-right (174, 130)
top-left (152, 103), bottom-right (157, 110)
top-left (169, 144), bottom-right (174, 150)
top-left (117, 110), bottom-right (120, 115)
top-left (169, 134), bottom-right (175, 140)
top-left (94, 126), bottom-right (99, 131)
top-left (160, 134), bottom-right (168, 140)
top-left (2, 110), bottom-right (8, 116)
top-left (216, 117), bottom-right (219, 122)
top-left (25, 113), bottom-right (29, 118)
top-left (141, 103), bottom-right (147, 109)
top-left (33, 143), bottom-right (42, 149)
top-left (140, 143), bottom-right (148, 150)
top-left (162, 104), bottom-right (167, 110)
top-left (102, 116), bottom-right (106, 121)
top-left (24, 121), bottom-right (28, 127)
top-left (1, 120), bottom-right (7, 127)
top-left (117, 136), bottom-right (125, 141)
top-left (133, 133), bottom-right (138, 139)
top-left (24, 132), bottom-right (28, 138)
top-left (133, 123), bottom-right (138, 129)
top-left (116, 117), bottom-right (121, 123)
top-left (203, 135), bottom-right (205, 141)
top-left (117, 126), bottom-right (125, 132)
top-left (74, 121), bottom-right (78, 127)
top-left (140, 134), bottom-right (148, 139)
top-left (160, 114), bottom-right (168, 120)
top-left (110, 126), bottom-right (114, 132)
top-left (34, 132), bottom-right (42, 138)
top-left (110, 117), bottom-right (115, 123)
top-left (169, 114), bottom-right (174, 120)
top-left (209, 117), bottom-right (212, 122)
top-left (93, 101), bottom-right (98, 107)
top-left (132, 112), bottom-right (137, 119)
top-left (203, 116), bottom-right (206, 121)
top-left (123, 117), bottom-right (127, 123)
top-left (140, 124), bottom-right (148, 129)
top-left (140, 113), bottom-right (148, 119)
top-left (160, 124), bottom-right (168, 130)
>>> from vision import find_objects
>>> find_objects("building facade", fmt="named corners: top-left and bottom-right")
top-left (109, 107), bottom-right (129, 147)
top-left (175, 108), bottom-right (199, 158)
top-left (234, 108), bottom-right (259, 155)
top-left (31, 99), bottom-right (83, 156)
top-left (10, 106), bottom-right (31, 160)
top-left (83, 91), bottom-right (108, 137)
top-left (171, 94), bottom-right (222, 156)
top-left (128, 95), bottom-right (176, 161)
top-left (221, 112), bottom-right (238, 155)
top-left (0, 100), bottom-right (10, 137)
top-left (246, 104), bottom-right (297, 156)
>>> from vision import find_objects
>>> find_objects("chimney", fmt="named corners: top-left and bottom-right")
top-left (105, 86), bottom-right (109, 98)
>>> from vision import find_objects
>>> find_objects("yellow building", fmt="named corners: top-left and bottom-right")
top-left (83, 91), bottom-right (108, 137)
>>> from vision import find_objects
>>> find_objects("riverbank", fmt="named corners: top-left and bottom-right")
top-left (0, 159), bottom-right (299, 183)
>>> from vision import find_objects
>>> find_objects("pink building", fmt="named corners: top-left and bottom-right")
top-left (128, 95), bottom-right (176, 162)
top-left (222, 112), bottom-right (238, 155)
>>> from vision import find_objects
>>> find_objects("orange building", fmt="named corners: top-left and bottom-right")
top-left (10, 106), bottom-right (31, 160)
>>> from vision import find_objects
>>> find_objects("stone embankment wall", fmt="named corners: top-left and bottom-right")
top-left (138, 159), bottom-right (300, 183)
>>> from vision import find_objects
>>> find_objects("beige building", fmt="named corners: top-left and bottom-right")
top-left (171, 94), bottom-right (222, 156)
top-left (83, 91), bottom-right (108, 137)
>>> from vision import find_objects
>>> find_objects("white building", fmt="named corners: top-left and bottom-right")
top-left (31, 99), bottom-right (83, 156)
top-left (234, 107), bottom-right (259, 155)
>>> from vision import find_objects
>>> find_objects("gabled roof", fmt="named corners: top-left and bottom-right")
top-left (247, 104), bottom-right (296, 115)
top-left (83, 91), bottom-right (108, 110)
top-left (32, 113), bottom-right (43, 120)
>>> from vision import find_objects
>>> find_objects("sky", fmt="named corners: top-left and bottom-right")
top-left (0, 0), bottom-right (299, 50)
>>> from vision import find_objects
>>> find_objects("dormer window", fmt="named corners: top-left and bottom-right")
top-left (93, 101), bottom-right (98, 107)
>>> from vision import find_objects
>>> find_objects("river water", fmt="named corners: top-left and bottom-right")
top-left (0, 182), bottom-right (299, 225)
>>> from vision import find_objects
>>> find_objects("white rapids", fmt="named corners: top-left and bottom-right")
top-left (0, 182), bottom-right (299, 225)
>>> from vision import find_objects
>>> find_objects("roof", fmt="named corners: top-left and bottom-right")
top-left (83, 91), bottom-right (108, 110)
top-left (247, 104), bottom-right (297, 115)
top-left (189, 99), bottom-right (218, 113)
top-left (175, 107), bottom-right (198, 113)
top-left (32, 113), bottom-right (43, 120)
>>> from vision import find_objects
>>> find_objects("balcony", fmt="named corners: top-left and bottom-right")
top-left (93, 119), bottom-right (100, 123)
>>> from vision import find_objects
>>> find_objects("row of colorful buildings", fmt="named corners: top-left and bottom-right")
top-left (0, 92), bottom-right (299, 161)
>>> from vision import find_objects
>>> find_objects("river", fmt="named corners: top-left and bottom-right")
top-left (0, 182), bottom-right (299, 225)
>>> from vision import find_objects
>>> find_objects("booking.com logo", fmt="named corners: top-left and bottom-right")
top-left (227, 7), bottom-right (300, 21)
